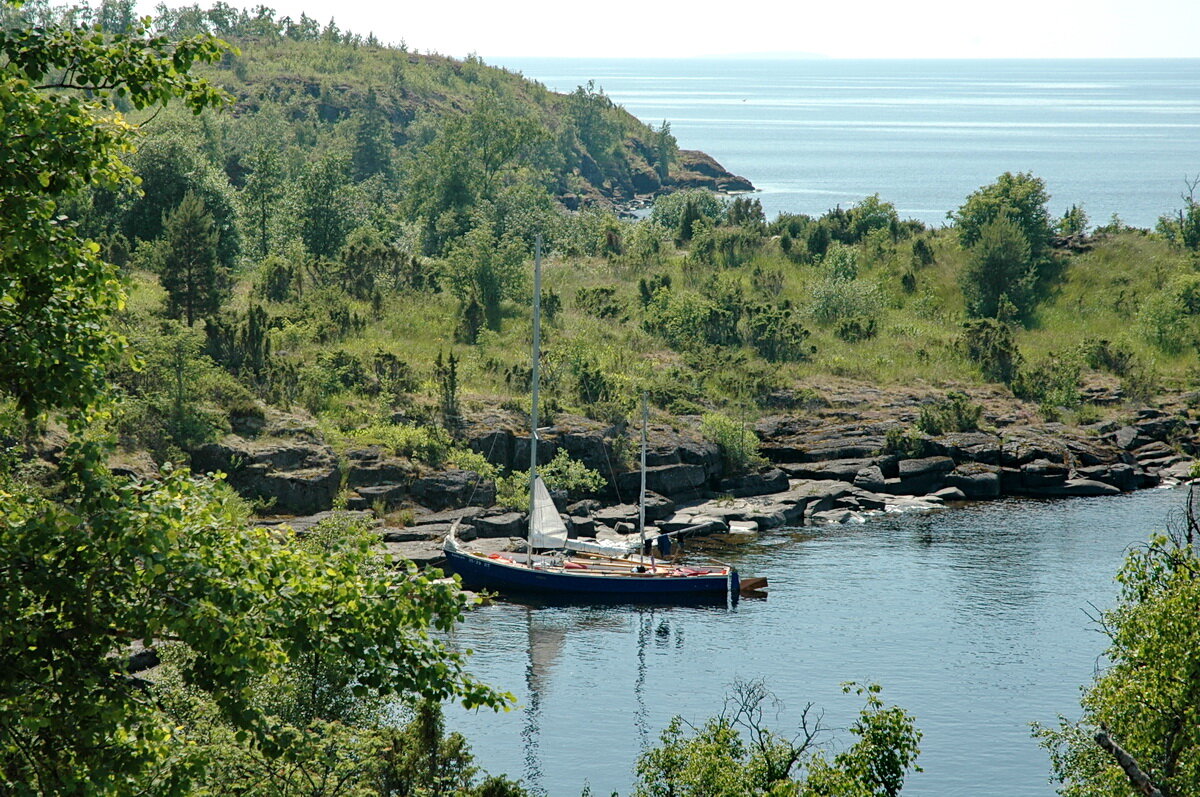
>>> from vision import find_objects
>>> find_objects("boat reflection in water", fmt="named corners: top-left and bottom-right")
top-left (506, 598), bottom-right (715, 795)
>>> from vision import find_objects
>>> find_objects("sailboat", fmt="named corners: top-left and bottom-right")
top-left (443, 237), bottom-right (740, 600)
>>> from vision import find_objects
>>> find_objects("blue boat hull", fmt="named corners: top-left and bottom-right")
top-left (445, 547), bottom-right (738, 599)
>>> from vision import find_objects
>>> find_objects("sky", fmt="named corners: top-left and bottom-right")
top-left (141, 0), bottom-right (1200, 60)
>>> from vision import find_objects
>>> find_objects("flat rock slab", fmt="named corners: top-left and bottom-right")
top-left (412, 506), bottom-right (486, 526)
top-left (473, 511), bottom-right (526, 538)
top-left (460, 537), bottom-right (528, 556)
top-left (381, 523), bottom-right (450, 543)
top-left (384, 540), bottom-right (445, 568)
top-left (257, 510), bottom-right (375, 535)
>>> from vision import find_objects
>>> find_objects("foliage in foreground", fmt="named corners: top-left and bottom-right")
top-left (634, 680), bottom-right (921, 796)
top-left (1035, 489), bottom-right (1200, 797)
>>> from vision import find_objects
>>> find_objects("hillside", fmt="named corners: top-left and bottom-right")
top-left (8, 4), bottom-right (1200, 508)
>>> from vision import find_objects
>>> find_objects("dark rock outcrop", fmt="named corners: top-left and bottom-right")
top-left (410, 469), bottom-right (493, 511)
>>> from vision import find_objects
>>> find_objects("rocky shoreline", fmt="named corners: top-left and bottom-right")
top-left (171, 382), bottom-right (1200, 567)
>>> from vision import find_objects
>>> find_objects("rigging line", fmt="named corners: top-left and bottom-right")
top-left (461, 420), bottom-right (502, 510)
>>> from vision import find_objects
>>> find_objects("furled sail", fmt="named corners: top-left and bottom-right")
top-left (529, 475), bottom-right (568, 549)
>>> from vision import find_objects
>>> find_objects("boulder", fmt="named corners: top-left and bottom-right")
top-left (383, 540), bottom-right (445, 568)
top-left (192, 434), bottom-right (340, 515)
top-left (469, 429), bottom-right (514, 470)
top-left (410, 469), bottom-right (494, 511)
top-left (853, 465), bottom-right (887, 493)
top-left (1020, 459), bottom-right (1069, 489)
top-left (945, 464), bottom-right (1001, 499)
top-left (931, 486), bottom-right (967, 501)
top-left (616, 463), bottom-right (707, 499)
top-left (512, 435), bottom-right (559, 473)
top-left (593, 503), bottom-right (640, 527)
top-left (781, 458), bottom-right (874, 482)
top-left (889, 456), bottom-right (955, 495)
top-left (344, 447), bottom-right (413, 487)
top-left (568, 516), bottom-right (596, 537)
top-left (1132, 441), bottom-right (1175, 462)
top-left (473, 511), bottom-right (526, 538)
top-left (717, 468), bottom-right (789, 498)
top-left (1075, 463), bottom-right (1139, 492)
top-left (928, 432), bottom-right (1001, 465)
top-left (1056, 479), bottom-right (1122, 497)
top-left (1113, 425), bottom-right (1151, 451)
top-left (354, 483), bottom-right (409, 510)
top-left (411, 506), bottom-right (486, 526)
top-left (256, 510), bottom-right (375, 535)
top-left (382, 523), bottom-right (450, 543)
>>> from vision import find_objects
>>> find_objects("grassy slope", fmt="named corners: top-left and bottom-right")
top-left (181, 223), bottom-right (1197, 437)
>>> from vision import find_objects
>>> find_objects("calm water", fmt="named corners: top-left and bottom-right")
top-left (448, 486), bottom-right (1189, 796)
top-left (496, 58), bottom-right (1200, 228)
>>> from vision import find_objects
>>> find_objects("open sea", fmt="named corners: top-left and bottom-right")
top-left (495, 58), bottom-right (1200, 229)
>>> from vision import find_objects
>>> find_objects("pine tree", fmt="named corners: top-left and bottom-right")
top-left (160, 192), bottom-right (224, 326)
top-left (350, 88), bottom-right (392, 183)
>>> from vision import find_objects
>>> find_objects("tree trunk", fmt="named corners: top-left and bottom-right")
top-left (1095, 730), bottom-right (1164, 797)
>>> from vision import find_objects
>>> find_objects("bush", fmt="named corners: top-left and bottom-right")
top-left (960, 213), bottom-right (1036, 320)
top-left (689, 225), bottom-right (763, 269)
top-left (745, 304), bottom-right (814, 362)
top-left (495, 450), bottom-right (606, 511)
top-left (644, 287), bottom-right (739, 350)
top-left (649, 189), bottom-right (725, 233)
top-left (346, 423), bottom-right (453, 467)
top-left (915, 391), bottom-right (983, 435)
top-left (809, 276), bottom-right (884, 326)
top-left (701, 412), bottom-right (765, 475)
top-left (1079, 338), bottom-right (1138, 376)
top-left (883, 426), bottom-right (932, 458)
top-left (574, 285), bottom-right (624, 319)
top-left (1012, 354), bottom-right (1082, 408)
top-left (960, 319), bottom-right (1022, 384)
top-left (834, 316), bottom-right (877, 343)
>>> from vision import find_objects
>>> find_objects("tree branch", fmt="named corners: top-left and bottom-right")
top-left (1095, 729), bottom-right (1164, 797)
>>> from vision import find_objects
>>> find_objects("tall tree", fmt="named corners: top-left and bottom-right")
top-left (160, 192), bottom-right (224, 325)
top-left (951, 171), bottom-right (1054, 261)
top-left (299, 153), bottom-right (352, 260)
top-left (0, 3), bottom-right (226, 418)
top-left (0, 10), bottom-right (509, 794)
top-left (960, 212), bottom-right (1036, 320)
top-left (350, 87), bottom-right (393, 183)
top-left (241, 140), bottom-right (282, 258)
top-left (125, 133), bottom-right (241, 271)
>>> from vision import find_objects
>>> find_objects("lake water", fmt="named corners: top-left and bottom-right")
top-left (494, 58), bottom-right (1200, 228)
top-left (447, 486), bottom-right (1190, 796)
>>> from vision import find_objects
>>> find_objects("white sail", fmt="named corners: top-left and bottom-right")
top-left (529, 476), bottom-right (568, 549)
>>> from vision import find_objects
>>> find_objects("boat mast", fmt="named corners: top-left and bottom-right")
top-left (638, 392), bottom-right (648, 565)
top-left (527, 234), bottom-right (542, 565)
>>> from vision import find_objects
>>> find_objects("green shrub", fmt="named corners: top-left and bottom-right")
top-left (809, 276), bottom-right (884, 326)
top-left (960, 319), bottom-right (1022, 384)
top-left (883, 426), bottom-right (932, 458)
top-left (574, 285), bottom-right (624, 319)
top-left (346, 423), bottom-right (453, 466)
top-left (915, 391), bottom-right (983, 435)
top-left (1079, 338), bottom-right (1138, 376)
top-left (1012, 354), bottom-right (1082, 408)
top-left (495, 450), bottom-right (606, 511)
top-left (689, 225), bottom-right (763, 269)
top-left (649, 189), bottom-right (724, 233)
top-left (745, 304), bottom-right (814, 362)
top-left (834, 316), bottom-right (878, 343)
top-left (701, 412), bottom-right (765, 475)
